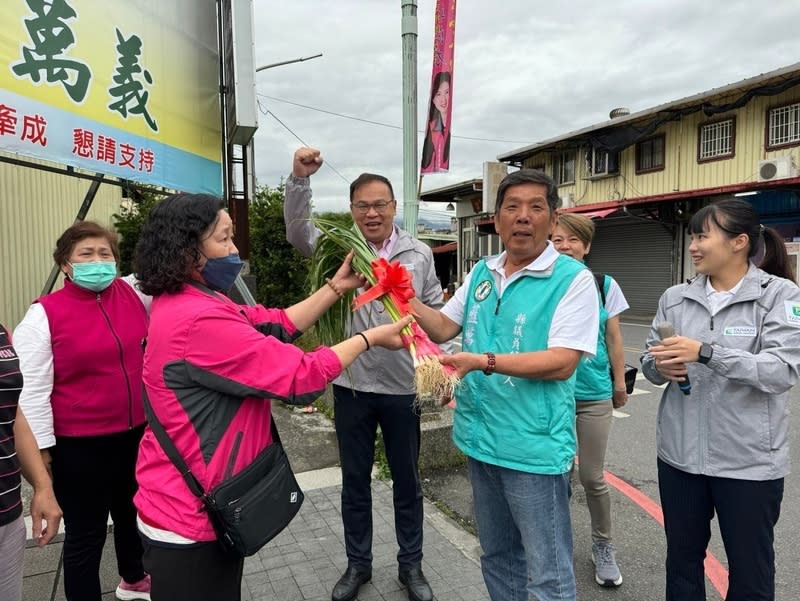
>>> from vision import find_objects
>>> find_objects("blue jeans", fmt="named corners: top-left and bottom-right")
top-left (468, 458), bottom-right (576, 601)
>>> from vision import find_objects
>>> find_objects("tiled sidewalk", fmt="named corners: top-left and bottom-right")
top-left (23, 478), bottom-right (489, 601)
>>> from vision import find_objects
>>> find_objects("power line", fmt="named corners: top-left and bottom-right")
top-left (257, 100), bottom-right (350, 184)
top-left (257, 94), bottom-right (531, 144)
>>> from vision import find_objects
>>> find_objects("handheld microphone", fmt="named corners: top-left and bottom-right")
top-left (656, 321), bottom-right (691, 395)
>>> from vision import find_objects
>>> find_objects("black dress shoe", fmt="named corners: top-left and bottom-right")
top-left (398, 566), bottom-right (433, 601)
top-left (331, 566), bottom-right (371, 601)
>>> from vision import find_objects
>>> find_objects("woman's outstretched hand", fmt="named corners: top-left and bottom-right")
top-left (363, 315), bottom-right (414, 350)
top-left (330, 250), bottom-right (366, 293)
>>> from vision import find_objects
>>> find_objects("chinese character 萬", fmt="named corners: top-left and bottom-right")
top-left (11, 0), bottom-right (91, 103)
top-left (108, 28), bottom-right (157, 132)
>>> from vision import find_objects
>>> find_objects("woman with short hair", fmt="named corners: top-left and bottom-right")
top-left (551, 213), bottom-right (629, 588)
top-left (14, 221), bottom-right (152, 601)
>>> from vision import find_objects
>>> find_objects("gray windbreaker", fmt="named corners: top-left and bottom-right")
top-left (642, 264), bottom-right (800, 480)
top-left (284, 175), bottom-right (446, 395)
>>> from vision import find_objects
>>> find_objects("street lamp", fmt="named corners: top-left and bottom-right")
top-left (256, 53), bottom-right (322, 72)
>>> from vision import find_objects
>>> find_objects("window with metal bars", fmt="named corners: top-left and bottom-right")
top-left (767, 102), bottom-right (800, 149)
top-left (698, 119), bottom-right (735, 162)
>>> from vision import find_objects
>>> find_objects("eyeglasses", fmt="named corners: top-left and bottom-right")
top-left (351, 200), bottom-right (394, 214)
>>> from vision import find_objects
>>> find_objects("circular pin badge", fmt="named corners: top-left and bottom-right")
top-left (474, 280), bottom-right (493, 302)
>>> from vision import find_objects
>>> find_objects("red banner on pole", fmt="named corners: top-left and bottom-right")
top-left (421, 0), bottom-right (456, 174)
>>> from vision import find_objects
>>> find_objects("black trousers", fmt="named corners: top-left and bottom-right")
top-left (143, 539), bottom-right (244, 601)
top-left (52, 427), bottom-right (146, 601)
top-left (658, 458), bottom-right (784, 601)
top-left (333, 385), bottom-right (423, 569)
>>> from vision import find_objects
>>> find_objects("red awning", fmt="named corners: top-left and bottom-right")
top-left (431, 241), bottom-right (457, 254)
top-left (580, 207), bottom-right (619, 219)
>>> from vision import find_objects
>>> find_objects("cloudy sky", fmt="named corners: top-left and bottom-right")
top-left (251, 0), bottom-right (800, 218)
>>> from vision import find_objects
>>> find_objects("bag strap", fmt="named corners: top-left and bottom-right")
top-left (142, 392), bottom-right (284, 501)
top-left (594, 272), bottom-right (607, 307)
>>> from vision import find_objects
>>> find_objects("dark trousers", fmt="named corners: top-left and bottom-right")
top-left (52, 427), bottom-right (146, 601)
top-left (333, 385), bottom-right (423, 569)
top-left (143, 539), bottom-right (244, 601)
top-left (657, 458), bottom-right (784, 601)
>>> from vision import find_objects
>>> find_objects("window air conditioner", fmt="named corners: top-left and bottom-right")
top-left (758, 157), bottom-right (798, 182)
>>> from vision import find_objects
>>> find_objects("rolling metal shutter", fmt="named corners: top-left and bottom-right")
top-left (585, 217), bottom-right (675, 317)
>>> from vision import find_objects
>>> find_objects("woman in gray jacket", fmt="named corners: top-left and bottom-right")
top-left (643, 198), bottom-right (800, 601)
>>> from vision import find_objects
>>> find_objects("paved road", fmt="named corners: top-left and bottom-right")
top-left (437, 320), bottom-right (800, 599)
top-left (599, 321), bottom-right (800, 600)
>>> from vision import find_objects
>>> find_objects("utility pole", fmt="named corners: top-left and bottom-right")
top-left (401, 0), bottom-right (419, 237)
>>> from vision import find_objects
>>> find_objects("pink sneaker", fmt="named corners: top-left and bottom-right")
top-left (115, 574), bottom-right (151, 601)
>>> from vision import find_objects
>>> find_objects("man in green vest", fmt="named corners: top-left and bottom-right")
top-left (410, 169), bottom-right (599, 601)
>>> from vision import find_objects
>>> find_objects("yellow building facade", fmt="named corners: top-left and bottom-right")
top-left (498, 63), bottom-right (800, 315)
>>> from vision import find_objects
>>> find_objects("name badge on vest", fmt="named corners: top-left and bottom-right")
top-left (723, 326), bottom-right (756, 337)
top-left (474, 280), bottom-right (493, 302)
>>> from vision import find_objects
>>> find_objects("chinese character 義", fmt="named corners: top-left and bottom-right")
top-left (108, 28), bottom-right (157, 132)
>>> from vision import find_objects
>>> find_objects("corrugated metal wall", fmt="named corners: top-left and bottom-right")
top-left (0, 156), bottom-right (123, 328)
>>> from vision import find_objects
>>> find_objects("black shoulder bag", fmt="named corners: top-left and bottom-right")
top-left (594, 272), bottom-right (638, 395)
top-left (142, 395), bottom-right (304, 556)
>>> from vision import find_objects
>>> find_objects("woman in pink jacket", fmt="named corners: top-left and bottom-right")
top-left (14, 221), bottom-right (152, 601)
top-left (132, 193), bottom-right (410, 601)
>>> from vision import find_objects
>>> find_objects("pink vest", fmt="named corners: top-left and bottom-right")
top-left (38, 279), bottom-right (148, 437)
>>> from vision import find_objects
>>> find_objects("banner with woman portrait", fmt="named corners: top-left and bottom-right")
top-left (421, 0), bottom-right (456, 174)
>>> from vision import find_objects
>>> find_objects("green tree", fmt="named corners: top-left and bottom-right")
top-left (316, 210), bottom-right (353, 229)
top-left (248, 184), bottom-right (312, 308)
top-left (112, 190), bottom-right (160, 274)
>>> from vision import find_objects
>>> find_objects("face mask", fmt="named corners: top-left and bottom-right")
top-left (201, 254), bottom-right (243, 291)
top-left (70, 261), bottom-right (117, 292)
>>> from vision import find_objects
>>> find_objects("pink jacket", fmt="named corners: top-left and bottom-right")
top-left (134, 283), bottom-right (342, 541)
top-left (38, 279), bottom-right (148, 437)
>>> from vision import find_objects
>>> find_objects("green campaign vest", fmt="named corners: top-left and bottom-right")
top-left (455, 254), bottom-right (586, 475)
top-left (574, 275), bottom-right (612, 401)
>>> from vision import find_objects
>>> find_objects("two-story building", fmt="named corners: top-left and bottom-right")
top-left (498, 61), bottom-right (800, 316)
top-left (424, 62), bottom-right (800, 317)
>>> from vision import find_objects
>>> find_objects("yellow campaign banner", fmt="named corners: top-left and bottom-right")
top-left (1, 0), bottom-right (222, 194)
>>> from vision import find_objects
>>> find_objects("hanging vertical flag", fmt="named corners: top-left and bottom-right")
top-left (421, 0), bottom-right (456, 174)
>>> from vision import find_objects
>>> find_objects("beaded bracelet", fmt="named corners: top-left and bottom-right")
top-left (483, 352), bottom-right (496, 375)
top-left (325, 277), bottom-right (344, 298)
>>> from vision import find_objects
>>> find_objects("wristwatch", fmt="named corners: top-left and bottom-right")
top-left (698, 342), bottom-right (714, 365)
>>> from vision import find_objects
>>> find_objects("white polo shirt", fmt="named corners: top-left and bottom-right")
top-left (442, 242), bottom-right (599, 356)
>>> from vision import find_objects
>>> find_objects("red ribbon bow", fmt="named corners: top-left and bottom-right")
top-left (353, 258), bottom-right (418, 316)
